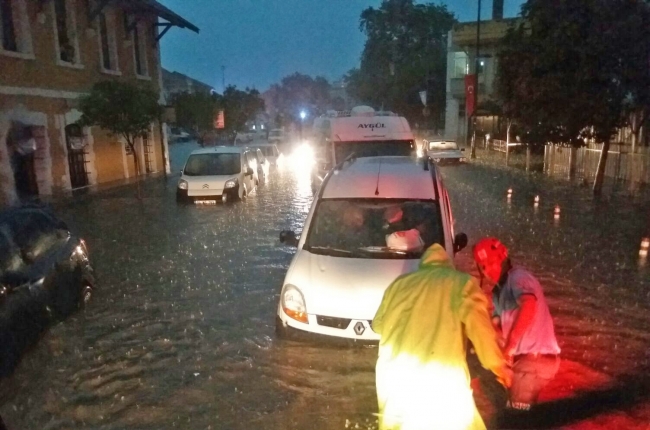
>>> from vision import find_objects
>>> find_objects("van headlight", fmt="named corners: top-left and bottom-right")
top-left (224, 178), bottom-right (238, 189)
top-left (281, 284), bottom-right (308, 323)
top-left (178, 179), bottom-right (188, 190)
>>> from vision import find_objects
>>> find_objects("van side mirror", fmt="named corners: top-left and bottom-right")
top-left (246, 167), bottom-right (254, 176)
top-left (453, 233), bottom-right (468, 254)
top-left (279, 230), bottom-right (299, 247)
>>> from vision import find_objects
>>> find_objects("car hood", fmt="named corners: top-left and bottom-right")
top-left (284, 250), bottom-right (419, 320)
top-left (183, 175), bottom-right (236, 191)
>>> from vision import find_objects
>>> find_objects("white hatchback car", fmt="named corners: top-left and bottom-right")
top-left (276, 156), bottom-right (467, 341)
top-left (176, 146), bottom-right (258, 204)
top-left (250, 143), bottom-right (283, 167)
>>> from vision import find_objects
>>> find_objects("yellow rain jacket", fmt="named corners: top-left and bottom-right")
top-left (372, 244), bottom-right (505, 430)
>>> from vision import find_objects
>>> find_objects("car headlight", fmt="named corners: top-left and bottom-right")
top-left (281, 284), bottom-right (308, 323)
top-left (178, 179), bottom-right (188, 190)
top-left (224, 178), bottom-right (238, 189)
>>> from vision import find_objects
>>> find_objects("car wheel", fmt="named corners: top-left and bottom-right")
top-left (238, 184), bottom-right (247, 200)
top-left (81, 285), bottom-right (93, 306)
top-left (275, 316), bottom-right (290, 340)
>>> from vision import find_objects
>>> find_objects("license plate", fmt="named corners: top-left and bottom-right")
top-left (194, 200), bottom-right (217, 205)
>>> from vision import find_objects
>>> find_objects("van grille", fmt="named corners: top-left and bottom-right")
top-left (316, 316), bottom-right (351, 330)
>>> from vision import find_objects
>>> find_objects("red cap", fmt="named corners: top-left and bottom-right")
top-left (473, 237), bottom-right (509, 282)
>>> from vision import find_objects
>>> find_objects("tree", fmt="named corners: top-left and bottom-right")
top-left (172, 91), bottom-right (221, 142)
top-left (497, 0), bottom-right (650, 193)
top-left (79, 81), bottom-right (162, 198)
top-left (270, 73), bottom-right (332, 126)
top-left (221, 86), bottom-right (265, 135)
top-left (346, 0), bottom-right (455, 128)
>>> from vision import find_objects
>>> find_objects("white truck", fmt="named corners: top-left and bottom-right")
top-left (309, 106), bottom-right (416, 192)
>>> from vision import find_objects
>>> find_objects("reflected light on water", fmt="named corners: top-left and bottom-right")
top-left (377, 348), bottom-right (477, 430)
top-left (286, 143), bottom-right (316, 203)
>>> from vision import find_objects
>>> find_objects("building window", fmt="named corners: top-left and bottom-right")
top-left (133, 21), bottom-right (148, 76)
top-left (53, 0), bottom-right (80, 64)
top-left (452, 52), bottom-right (468, 79)
top-left (97, 7), bottom-right (119, 72)
top-left (99, 13), bottom-right (109, 68)
top-left (0, 0), bottom-right (33, 56)
top-left (122, 11), bottom-right (129, 35)
top-left (0, 0), bottom-right (17, 51)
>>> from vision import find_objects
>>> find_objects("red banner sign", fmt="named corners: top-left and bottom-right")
top-left (214, 110), bottom-right (225, 129)
top-left (465, 74), bottom-right (477, 117)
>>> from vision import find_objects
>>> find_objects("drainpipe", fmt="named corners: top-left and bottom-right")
top-left (159, 120), bottom-right (168, 179)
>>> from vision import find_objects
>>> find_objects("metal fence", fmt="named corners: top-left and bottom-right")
top-left (544, 144), bottom-right (650, 184)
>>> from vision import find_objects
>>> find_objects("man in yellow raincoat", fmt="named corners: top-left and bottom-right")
top-left (372, 244), bottom-right (511, 430)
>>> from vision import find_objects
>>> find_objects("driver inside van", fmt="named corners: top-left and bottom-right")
top-left (330, 205), bottom-right (371, 249)
top-left (383, 203), bottom-right (436, 246)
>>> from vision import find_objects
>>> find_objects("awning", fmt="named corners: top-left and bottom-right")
top-left (89, 0), bottom-right (199, 37)
top-left (127, 0), bottom-right (199, 34)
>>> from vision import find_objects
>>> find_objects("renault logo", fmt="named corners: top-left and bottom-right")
top-left (202, 184), bottom-right (209, 189)
top-left (354, 321), bottom-right (365, 336)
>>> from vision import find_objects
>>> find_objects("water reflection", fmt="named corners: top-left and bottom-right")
top-left (0, 157), bottom-right (648, 429)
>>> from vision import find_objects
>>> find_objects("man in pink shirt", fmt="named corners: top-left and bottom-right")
top-left (473, 237), bottom-right (561, 412)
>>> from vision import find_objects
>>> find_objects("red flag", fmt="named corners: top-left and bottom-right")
top-left (214, 110), bottom-right (225, 129)
top-left (465, 74), bottom-right (477, 117)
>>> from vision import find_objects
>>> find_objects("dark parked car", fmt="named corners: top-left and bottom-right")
top-left (0, 205), bottom-right (94, 376)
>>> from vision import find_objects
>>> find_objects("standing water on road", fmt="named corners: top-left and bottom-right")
top-left (0, 152), bottom-right (649, 429)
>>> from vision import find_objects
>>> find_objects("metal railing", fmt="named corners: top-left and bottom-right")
top-left (544, 144), bottom-right (650, 184)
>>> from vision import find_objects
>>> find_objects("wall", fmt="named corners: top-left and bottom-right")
top-left (0, 0), bottom-right (169, 204)
top-left (0, 1), bottom-right (161, 94)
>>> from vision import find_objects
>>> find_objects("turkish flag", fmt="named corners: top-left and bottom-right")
top-left (214, 110), bottom-right (225, 129)
top-left (465, 74), bottom-right (477, 117)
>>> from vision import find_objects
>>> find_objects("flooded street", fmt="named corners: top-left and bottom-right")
top-left (0, 146), bottom-right (648, 429)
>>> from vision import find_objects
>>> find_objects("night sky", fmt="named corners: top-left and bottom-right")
top-left (159, 0), bottom-right (525, 92)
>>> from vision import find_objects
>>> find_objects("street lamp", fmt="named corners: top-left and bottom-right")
top-left (299, 110), bottom-right (306, 140)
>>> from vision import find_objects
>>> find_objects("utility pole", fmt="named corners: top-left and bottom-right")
top-left (470, 0), bottom-right (481, 159)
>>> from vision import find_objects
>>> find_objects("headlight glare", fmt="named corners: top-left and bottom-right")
top-left (178, 179), bottom-right (188, 190)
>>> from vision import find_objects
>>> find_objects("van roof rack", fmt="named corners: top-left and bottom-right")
top-left (333, 152), bottom-right (357, 172)
top-left (316, 152), bottom-right (357, 200)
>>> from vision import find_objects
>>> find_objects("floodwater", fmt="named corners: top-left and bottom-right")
top-left (0, 144), bottom-right (648, 429)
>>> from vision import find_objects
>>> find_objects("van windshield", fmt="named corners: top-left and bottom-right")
top-left (304, 199), bottom-right (444, 259)
top-left (334, 140), bottom-right (415, 164)
top-left (184, 153), bottom-right (241, 176)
